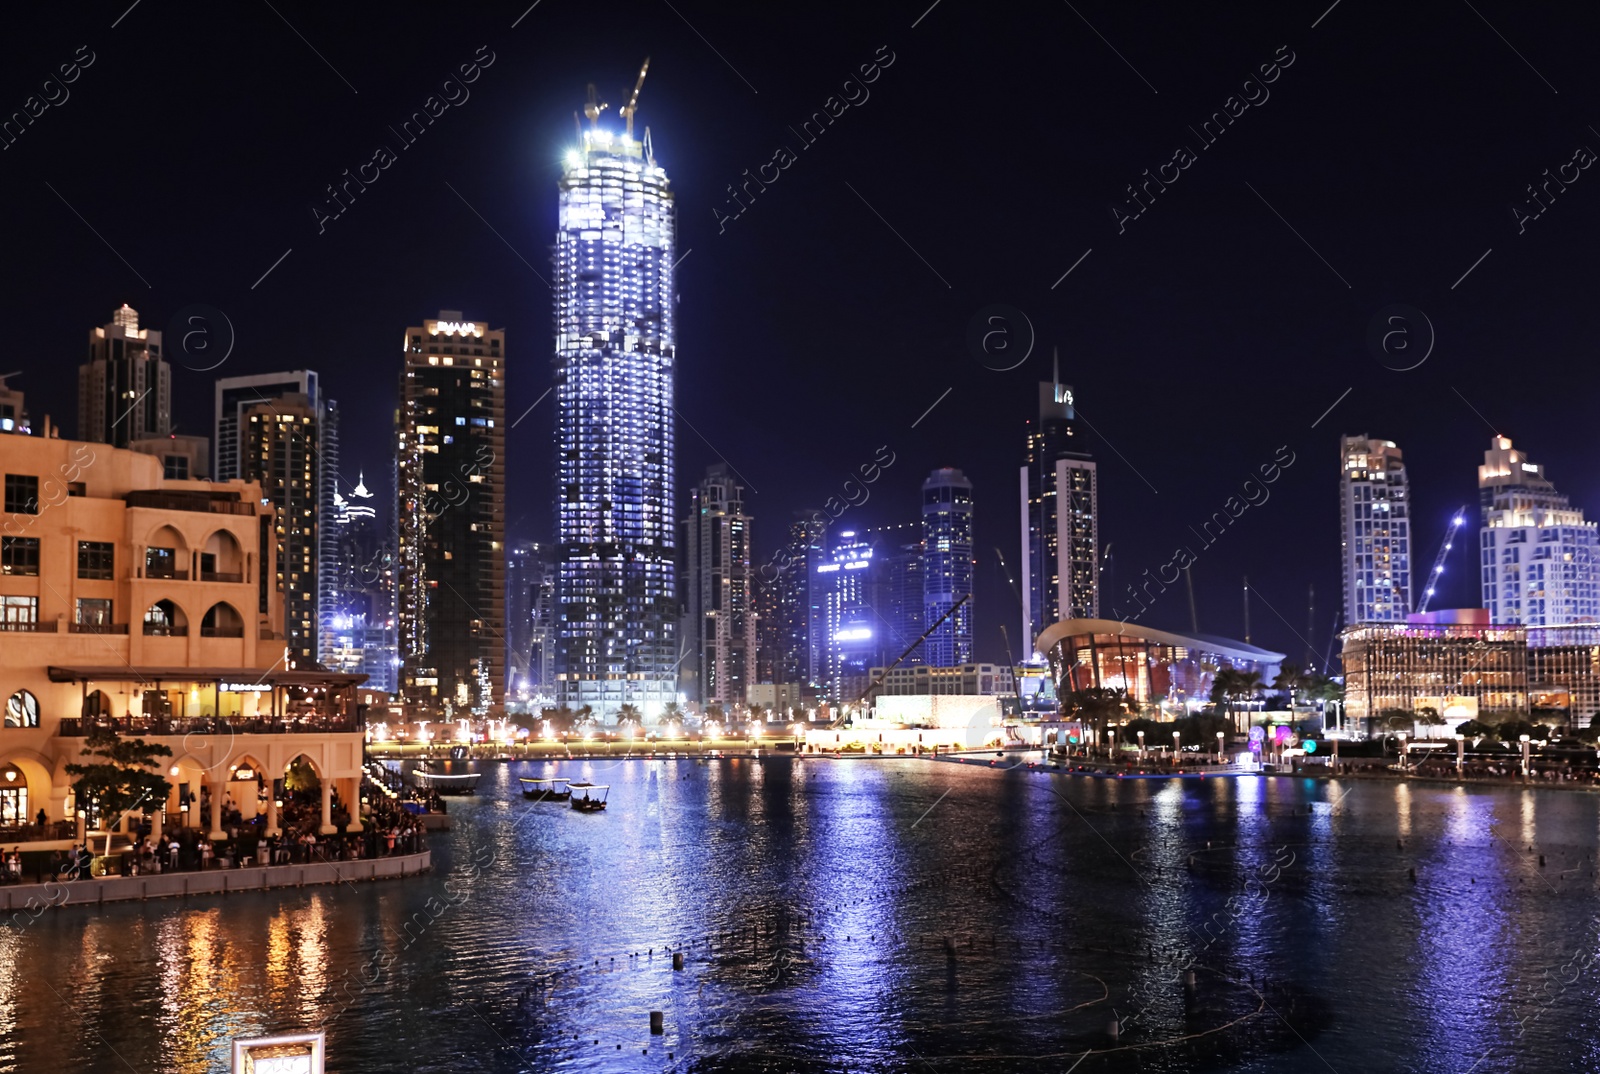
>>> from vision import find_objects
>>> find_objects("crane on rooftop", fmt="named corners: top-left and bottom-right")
top-left (620, 58), bottom-right (650, 137)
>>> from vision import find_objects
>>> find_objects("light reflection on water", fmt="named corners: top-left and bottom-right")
top-left (4, 758), bottom-right (1600, 1072)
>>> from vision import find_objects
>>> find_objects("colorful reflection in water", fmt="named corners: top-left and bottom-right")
top-left (3, 758), bottom-right (1600, 1071)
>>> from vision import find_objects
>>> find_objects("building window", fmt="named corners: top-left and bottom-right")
top-left (146, 547), bottom-right (179, 579)
top-left (0, 777), bottom-right (25, 825)
top-left (76, 598), bottom-right (113, 628)
top-left (4, 474), bottom-right (38, 514)
top-left (78, 541), bottom-right (114, 580)
top-left (0, 595), bottom-right (38, 630)
top-left (163, 455), bottom-right (189, 480)
top-left (1, 536), bottom-right (39, 576)
top-left (4, 690), bottom-right (39, 728)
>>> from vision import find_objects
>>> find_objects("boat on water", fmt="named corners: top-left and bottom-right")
top-left (519, 776), bottom-right (571, 801)
top-left (412, 763), bottom-right (481, 795)
top-left (569, 782), bottom-right (610, 812)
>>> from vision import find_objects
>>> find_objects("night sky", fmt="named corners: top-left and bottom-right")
top-left (7, 1), bottom-right (1600, 670)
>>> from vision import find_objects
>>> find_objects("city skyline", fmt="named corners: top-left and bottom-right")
top-left (7, 5), bottom-right (1600, 671)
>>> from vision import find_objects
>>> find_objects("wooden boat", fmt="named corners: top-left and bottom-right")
top-left (569, 782), bottom-right (610, 812)
top-left (519, 776), bottom-right (571, 801)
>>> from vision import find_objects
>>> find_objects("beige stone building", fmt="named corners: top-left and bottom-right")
top-left (0, 425), bottom-right (365, 846)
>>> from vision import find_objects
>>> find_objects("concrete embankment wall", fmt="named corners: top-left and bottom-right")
top-left (1, 851), bottom-right (431, 917)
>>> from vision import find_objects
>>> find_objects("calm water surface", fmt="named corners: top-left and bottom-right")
top-left (4, 756), bottom-right (1599, 1072)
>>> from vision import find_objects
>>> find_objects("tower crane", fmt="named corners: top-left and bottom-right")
top-left (1414, 507), bottom-right (1467, 615)
top-left (620, 58), bottom-right (650, 137)
top-left (583, 83), bottom-right (609, 127)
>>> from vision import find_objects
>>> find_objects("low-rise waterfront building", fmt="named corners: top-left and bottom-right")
top-left (868, 663), bottom-right (1016, 696)
top-left (1033, 619), bottom-right (1284, 709)
top-left (0, 431), bottom-right (366, 845)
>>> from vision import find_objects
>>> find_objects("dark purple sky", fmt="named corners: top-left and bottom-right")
top-left (5, 1), bottom-right (1599, 667)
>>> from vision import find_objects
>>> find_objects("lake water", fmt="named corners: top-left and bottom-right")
top-left (4, 754), bottom-right (1599, 1072)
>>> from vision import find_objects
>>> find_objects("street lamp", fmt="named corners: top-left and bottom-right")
top-left (1215, 730), bottom-right (1225, 765)
top-left (1454, 734), bottom-right (1465, 777)
top-left (1172, 730), bottom-right (1181, 764)
top-left (1108, 729), bottom-right (1116, 760)
top-left (1137, 730), bottom-right (1145, 761)
top-left (1520, 733), bottom-right (1531, 780)
top-left (1397, 730), bottom-right (1408, 771)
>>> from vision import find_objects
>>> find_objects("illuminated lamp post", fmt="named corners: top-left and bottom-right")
top-left (1455, 734), bottom-right (1465, 777)
top-left (1397, 731), bottom-right (1408, 771)
top-left (1172, 730), bottom-right (1181, 764)
top-left (1520, 733), bottom-right (1531, 781)
top-left (1215, 730), bottom-right (1225, 765)
top-left (1108, 729), bottom-right (1116, 760)
top-left (1137, 730), bottom-right (1145, 761)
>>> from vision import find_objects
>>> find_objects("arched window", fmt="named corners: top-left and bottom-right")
top-left (144, 600), bottom-right (188, 637)
top-left (5, 690), bottom-right (39, 728)
top-left (201, 602), bottom-right (244, 638)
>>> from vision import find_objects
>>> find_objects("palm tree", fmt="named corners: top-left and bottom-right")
top-left (1212, 668), bottom-right (1264, 733)
top-left (1272, 663), bottom-right (1309, 710)
top-left (1060, 687), bottom-right (1128, 749)
top-left (616, 703), bottom-right (642, 728)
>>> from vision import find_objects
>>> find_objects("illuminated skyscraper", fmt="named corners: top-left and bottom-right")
top-left (397, 313), bottom-right (506, 716)
top-left (1020, 359), bottom-right (1097, 655)
top-left (1478, 435), bottom-right (1598, 627)
top-left (1339, 434), bottom-right (1412, 624)
top-left (553, 73), bottom-right (677, 720)
top-left (78, 304), bottom-right (169, 447)
top-left (682, 464), bottom-right (756, 707)
top-left (813, 531), bottom-right (876, 704)
top-left (922, 468), bottom-right (974, 666)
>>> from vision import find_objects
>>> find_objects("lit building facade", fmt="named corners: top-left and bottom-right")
top-left (236, 391), bottom-right (336, 667)
top-left (1478, 435), bottom-right (1599, 627)
top-left (870, 663), bottom-right (1015, 696)
top-left (506, 540), bottom-right (556, 702)
top-left (1021, 367), bottom-right (1097, 656)
top-left (1035, 619), bottom-right (1284, 710)
top-left (77, 304), bottom-right (170, 447)
top-left (323, 473), bottom-right (397, 694)
top-left (0, 432), bottom-right (366, 842)
top-left (813, 532), bottom-right (878, 704)
top-left (866, 523), bottom-right (924, 669)
top-left (1340, 435), bottom-right (1412, 624)
top-left (397, 313), bottom-right (506, 717)
top-left (0, 374), bottom-right (29, 435)
top-left (773, 510), bottom-right (827, 691)
top-left (553, 92), bottom-right (677, 720)
top-left (1340, 616), bottom-right (1527, 731)
top-left (922, 467), bottom-right (974, 666)
top-left (682, 464), bottom-right (756, 707)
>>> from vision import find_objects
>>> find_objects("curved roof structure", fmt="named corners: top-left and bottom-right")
top-left (1034, 619), bottom-right (1286, 665)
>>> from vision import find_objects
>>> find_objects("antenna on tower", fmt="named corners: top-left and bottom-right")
top-left (621, 57), bottom-right (650, 137)
top-left (1052, 347), bottom-right (1062, 403)
top-left (643, 126), bottom-right (654, 167)
top-left (583, 83), bottom-right (609, 128)
top-left (1242, 576), bottom-right (1251, 645)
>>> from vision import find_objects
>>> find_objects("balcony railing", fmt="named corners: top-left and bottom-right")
top-left (201, 626), bottom-right (244, 638)
top-left (142, 624), bottom-right (188, 637)
top-left (125, 491), bottom-right (257, 516)
top-left (58, 715), bottom-right (363, 736)
top-left (145, 566), bottom-right (189, 581)
top-left (69, 622), bottom-right (129, 634)
top-left (0, 620), bottom-right (53, 633)
top-left (0, 821), bottom-right (76, 845)
top-left (199, 570), bottom-right (244, 583)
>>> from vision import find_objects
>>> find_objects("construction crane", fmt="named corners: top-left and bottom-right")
top-left (1414, 507), bottom-right (1467, 615)
top-left (843, 593), bottom-right (971, 723)
top-left (583, 83), bottom-right (609, 127)
top-left (620, 58), bottom-right (650, 137)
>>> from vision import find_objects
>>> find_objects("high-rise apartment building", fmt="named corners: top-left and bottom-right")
top-left (507, 540), bottom-right (556, 702)
top-left (812, 531), bottom-right (878, 704)
top-left (769, 510), bottom-right (827, 691)
top-left (1340, 435), bottom-right (1412, 625)
top-left (922, 468), bottom-right (974, 666)
top-left (1020, 363), bottom-right (1097, 655)
top-left (237, 393), bottom-right (331, 665)
top-left (397, 312), bottom-right (506, 717)
top-left (77, 304), bottom-right (170, 447)
top-left (323, 473), bottom-right (398, 694)
top-left (215, 372), bottom-right (321, 481)
top-left (1478, 435), bottom-right (1599, 627)
top-left (682, 464), bottom-right (757, 707)
top-left (0, 374), bottom-right (30, 435)
top-left (865, 522), bottom-right (924, 669)
top-left (552, 86), bottom-right (677, 720)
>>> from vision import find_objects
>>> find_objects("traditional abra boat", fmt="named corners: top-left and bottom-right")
top-left (569, 782), bottom-right (610, 812)
top-left (519, 777), bottom-right (571, 801)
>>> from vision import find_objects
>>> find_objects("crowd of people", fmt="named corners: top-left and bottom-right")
top-left (0, 780), bottom-right (433, 884)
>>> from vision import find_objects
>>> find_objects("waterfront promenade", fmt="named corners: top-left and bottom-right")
top-left (1, 849), bottom-right (431, 915)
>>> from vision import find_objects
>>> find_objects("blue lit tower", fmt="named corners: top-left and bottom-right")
top-left (553, 66), bottom-right (677, 721)
top-left (922, 468), bottom-right (974, 665)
